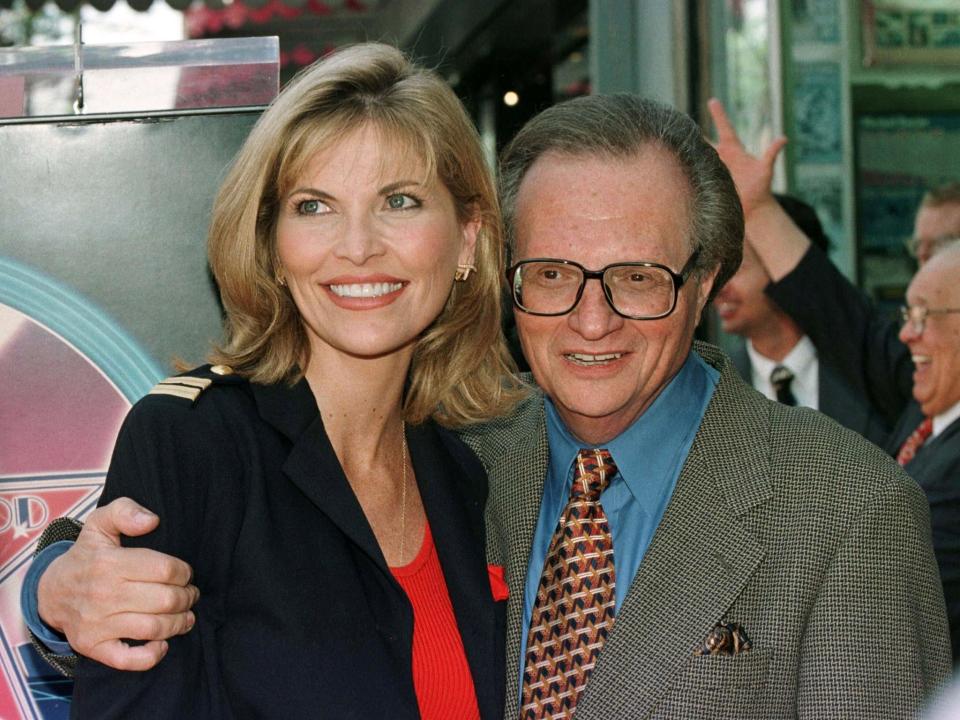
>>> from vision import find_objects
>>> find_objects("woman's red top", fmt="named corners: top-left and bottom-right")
top-left (391, 522), bottom-right (481, 720)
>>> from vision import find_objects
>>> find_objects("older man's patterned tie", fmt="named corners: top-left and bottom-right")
top-left (896, 416), bottom-right (933, 466)
top-left (520, 448), bottom-right (617, 719)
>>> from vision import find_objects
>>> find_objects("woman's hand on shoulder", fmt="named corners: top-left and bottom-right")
top-left (37, 497), bottom-right (200, 671)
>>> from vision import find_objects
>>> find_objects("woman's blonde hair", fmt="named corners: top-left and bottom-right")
top-left (207, 42), bottom-right (523, 427)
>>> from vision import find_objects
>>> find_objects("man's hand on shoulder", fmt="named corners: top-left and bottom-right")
top-left (37, 497), bottom-right (199, 671)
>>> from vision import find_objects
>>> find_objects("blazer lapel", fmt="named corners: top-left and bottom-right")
top-left (460, 389), bottom-right (550, 718)
top-left (577, 346), bottom-right (771, 719)
top-left (927, 414), bottom-right (960, 452)
top-left (408, 422), bottom-right (504, 720)
top-left (256, 383), bottom-right (504, 715)
top-left (501, 412), bottom-right (549, 718)
top-left (252, 379), bottom-right (386, 568)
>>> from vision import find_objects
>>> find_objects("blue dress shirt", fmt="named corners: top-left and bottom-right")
top-left (22, 540), bottom-right (74, 654)
top-left (517, 350), bottom-right (718, 695)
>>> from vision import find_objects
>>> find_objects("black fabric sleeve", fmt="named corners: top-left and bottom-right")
top-left (70, 394), bottom-right (241, 720)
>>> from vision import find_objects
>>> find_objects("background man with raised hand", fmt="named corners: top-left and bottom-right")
top-left (714, 193), bottom-right (890, 445)
top-left (26, 94), bottom-right (951, 718)
top-left (709, 98), bottom-right (960, 664)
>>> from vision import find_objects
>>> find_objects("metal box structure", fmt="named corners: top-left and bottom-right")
top-left (0, 36), bottom-right (277, 719)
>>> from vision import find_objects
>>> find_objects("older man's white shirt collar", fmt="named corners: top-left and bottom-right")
top-left (933, 399), bottom-right (960, 438)
top-left (746, 335), bottom-right (819, 410)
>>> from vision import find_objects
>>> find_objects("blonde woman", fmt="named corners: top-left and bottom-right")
top-left (63, 43), bottom-right (522, 719)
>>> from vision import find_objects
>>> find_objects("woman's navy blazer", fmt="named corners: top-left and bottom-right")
top-left (70, 367), bottom-right (506, 719)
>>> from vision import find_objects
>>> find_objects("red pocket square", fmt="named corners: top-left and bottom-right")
top-left (487, 564), bottom-right (509, 601)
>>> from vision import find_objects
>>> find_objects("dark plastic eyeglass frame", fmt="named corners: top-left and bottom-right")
top-left (506, 249), bottom-right (701, 320)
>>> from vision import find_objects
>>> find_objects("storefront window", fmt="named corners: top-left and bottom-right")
top-left (706, 0), bottom-right (779, 156)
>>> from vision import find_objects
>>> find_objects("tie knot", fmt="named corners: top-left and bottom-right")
top-left (770, 365), bottom-right (794, 388)
top-left (770, 365), bottom-right (797, 406)
top-left (573, 448), bottom-right (617, 498)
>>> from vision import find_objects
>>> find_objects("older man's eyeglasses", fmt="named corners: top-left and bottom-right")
top-left (506, 250), bottom-right (700, 320)
top-left (899, 304), bottom-right (960, 335)
top-left (903, 235), bottom-right (960, 260)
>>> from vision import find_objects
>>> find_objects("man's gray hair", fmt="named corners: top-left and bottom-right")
top-left (498, 94), bottom-right (743, 298)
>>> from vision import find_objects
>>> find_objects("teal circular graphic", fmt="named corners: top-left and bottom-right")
top-left (1, 257), bottom-right (163, 402)
top-left (0, 256), bottom-right (163, 719)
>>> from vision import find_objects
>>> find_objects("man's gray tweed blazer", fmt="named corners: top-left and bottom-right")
top-left (458, 341), bottom-right (951, 720)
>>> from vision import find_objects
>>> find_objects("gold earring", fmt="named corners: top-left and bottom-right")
top-left (276, 271), bottom-right (286, 287)
top-left (454, 263), bottom-right (476, 281)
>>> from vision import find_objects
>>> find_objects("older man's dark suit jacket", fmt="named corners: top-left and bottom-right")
top-left (728, 340), bottom-right (890, 446)
top-left (768, 246), bottom-right (960, 660)
top-left (890, 401), bottom-right (960, 660)
top-left (460, 342), bottom-right (951, 719)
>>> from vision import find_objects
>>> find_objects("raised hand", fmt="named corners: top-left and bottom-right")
top-left (707, 97), bottom-right (787, 217)
top-left (37, 497), bottom-right (199, 671)
top-left (707, 98), bottom-right (809, 280)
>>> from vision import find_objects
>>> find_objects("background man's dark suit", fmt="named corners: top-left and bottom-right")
top-left (727, 340), bottom-right (891, 446)
top-left (767, 246), bottom-right (960, 659)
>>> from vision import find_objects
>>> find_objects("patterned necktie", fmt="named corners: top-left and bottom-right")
top-left (520, 449), bottom-right (617, 719)
top-left (770, 365), bottom-right (797, 406)
top-left (896, 417), bottom-right (933, 466)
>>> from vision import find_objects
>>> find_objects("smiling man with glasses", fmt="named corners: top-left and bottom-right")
top-left (897, 247), bottom-right (960, 446)
top-left (474, 94), bottom-right (948, 717)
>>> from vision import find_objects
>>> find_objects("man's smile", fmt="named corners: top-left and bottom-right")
top-left (564, 352), bottom-right (624, 366)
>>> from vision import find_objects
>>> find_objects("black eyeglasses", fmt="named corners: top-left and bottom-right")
top-left (506, 250), bottom-right (700, 320)
top-left (900, 304), bottom-right (960, 335)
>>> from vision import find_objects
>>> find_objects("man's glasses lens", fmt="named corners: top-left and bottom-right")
top-left (899, 304), bottom-right (960, 334)
top-left (513, 262), bottom-right (581, 314)
top-left (900, 305), bottom-right (925, 334)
